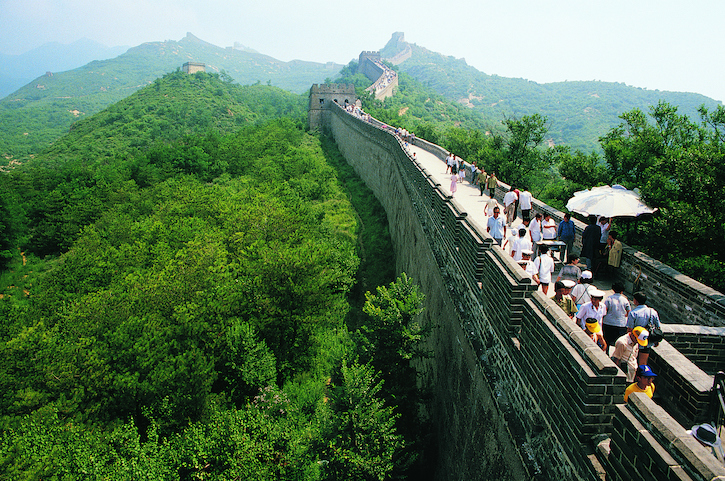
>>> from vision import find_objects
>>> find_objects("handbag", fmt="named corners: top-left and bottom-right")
top-left (646, 308), bottom-right (664, 344)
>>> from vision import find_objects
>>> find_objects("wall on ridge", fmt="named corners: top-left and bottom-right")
top-left (325, 103), bottom-right (632, 480)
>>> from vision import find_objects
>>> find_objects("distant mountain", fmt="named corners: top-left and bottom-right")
top-left (0, 33), bottom-right (343, 158)
top-left (382, 34), bottom-right (722, 152)
top-left (0, 38), bottom-right (129, 98)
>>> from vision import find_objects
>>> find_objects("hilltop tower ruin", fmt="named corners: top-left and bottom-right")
top-left (307, 84), bottom-right (357, 131)
top-left (182, 62), bottom-right (206, 74)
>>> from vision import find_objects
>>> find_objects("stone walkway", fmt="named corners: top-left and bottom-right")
top-left (406, 143), bottom-right (614, 298)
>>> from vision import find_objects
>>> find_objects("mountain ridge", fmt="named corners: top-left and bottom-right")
top-left (380, 33), bottom-right (721, 152)
top-left (0, 33), bottom-right (343, 158)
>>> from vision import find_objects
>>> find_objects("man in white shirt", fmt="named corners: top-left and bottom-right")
top-left (503, 187), bottom-right (518, 226)
top-left (510, 228), bottom-right (533, 261)
top-left (602, 282), bottom-right (631, 355)
top-left (518, 188), bottom-right (533, 222)
top-left (575, 289), bottom-right (607, 330)
top-left (533, 244), bottom-right (555, 295)
top-left (530, 212), bottom-right (543, 244)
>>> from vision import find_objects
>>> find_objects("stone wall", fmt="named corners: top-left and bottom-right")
top-left (326, 103), bottom-right (633, 480)
top-left (321, 103), bottom-right (725, 480)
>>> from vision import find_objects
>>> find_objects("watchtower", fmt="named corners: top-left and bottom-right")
top-left (358, 51), bottom-right (381, 66)
top-left (308, 83), bottom-right (357, 131)
top-left (182, 62), bottom-right (206, 74)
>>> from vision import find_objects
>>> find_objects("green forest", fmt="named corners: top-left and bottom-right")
top-left (0, 72), bottom-right (433, 479)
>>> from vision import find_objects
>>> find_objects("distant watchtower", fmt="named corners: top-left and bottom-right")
top-left (358, 51), bottom-right (381, 66)
top-left (308, 84), bottom-right (357, 131)
top-left (182, 62), bottom-right (206, 74)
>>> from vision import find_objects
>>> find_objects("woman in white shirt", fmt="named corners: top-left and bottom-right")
top-left (542, 213), bottom-right (557, 240)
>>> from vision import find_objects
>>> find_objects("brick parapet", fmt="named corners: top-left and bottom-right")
top-left (605, 393), bottom-right (725, 481)
top-left (649, 340), bottom-right (715, 428)
top-left (660, 324), bottom-right (725, 375)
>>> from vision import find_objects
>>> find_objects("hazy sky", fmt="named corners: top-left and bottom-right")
top-left (1, 0), bottom-right (723, 102)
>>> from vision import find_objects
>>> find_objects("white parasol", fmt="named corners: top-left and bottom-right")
top-left (565, 184), bottom-right (658, 218)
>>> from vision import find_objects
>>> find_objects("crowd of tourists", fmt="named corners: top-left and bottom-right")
top-left (366, 60), bottom-right (397, 94)
top-left (449, 154), bottom-right (722, 460)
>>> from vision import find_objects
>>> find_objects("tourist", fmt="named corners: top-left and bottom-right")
top-left (533, 244), bottom-right (555, 295)
top-left (624, 365), bottom-right (657, 402)
top-left (627, 292), bottom-right (661, 366)
top-left (487, 207), bottom-right (506, 246)
top-left (486, 172), bottom-right (498, 198)
top-left (478, 169), bottom-right (488, 196)
top-left (575, 288), bottom-right (606, 330)
top-left (611, 326), bottom-right (649, 382)
top-left (557, 213), bottom-right (576, 261)
top-left (581, 215), bottom-right (600, 272)
top-left (602, 282), bottom-right (631, 355)
top-left (530, 212), bottom-right (543, 247)
top-left (553, 280), bottom-right (578, 319)
top-left (570, 270), bottom-right (594, 309)
top-left (484, 197), bottom-right (498, 217)
top-left (542, 213), bottom-right (557, 240)
top-left (521, 249), bottom-right (537, 278)
top-left (512, 228), bottom-right (532, 261)
top-left (504, 187), bottom-right (518, 226)
top-left (445, 152), bottom-right (454, 174)
top-left (503, 228), bottom-right (519, 257)
top-left (584, 319), bottom-right (607, 351)
top-left (450, 172), bottom-right (458, 197)
top-left (598, 216), bottom-right (611, 252)
top-left (519, 187), bottom-right (533, 222)
top-left (470, 162), bottom-right (480, 184)
top-left (556, 253), bottom-right (582, 284)
top-left (606, 231), bottom-right (623, 277)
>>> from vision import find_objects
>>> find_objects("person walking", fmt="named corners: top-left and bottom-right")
top-left (450, 172), bottom-right (458, 197)
top-left (487, 206), bottom-right (506, 246)
top-left (533, 244), bottom-right (555, 295)
top-left (519, 187), bottom-right (533, 222)
top-left (602, 282), bottom-right (631, 355)
top-left (558, 213), bottom-right (576, 262)
top-left (503, 187), bottom-right (518, 226)
top-left (486, 172), bottom-right (498, 198)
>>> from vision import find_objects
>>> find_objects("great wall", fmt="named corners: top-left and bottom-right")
top-left (307, 54), bottom-right (725, 480)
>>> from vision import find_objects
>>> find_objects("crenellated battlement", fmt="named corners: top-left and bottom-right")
top-left (307, 83), bottom-right (357, 131)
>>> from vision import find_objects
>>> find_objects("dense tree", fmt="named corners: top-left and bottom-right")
top-left (323, 361), bottom-right (404, 481)
top-left (594, 102), bottom-right (725, 289)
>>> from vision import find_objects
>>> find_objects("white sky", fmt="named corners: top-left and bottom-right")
top-left (1, 0), bottom-right (723, 102)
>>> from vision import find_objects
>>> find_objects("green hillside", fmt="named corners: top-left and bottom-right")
top-left (389, 40), bottom-right (721, 152)
top-left (0, 66), bottom-right (431, 479)
top-left (0, 33), bottom-right (342, 158)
